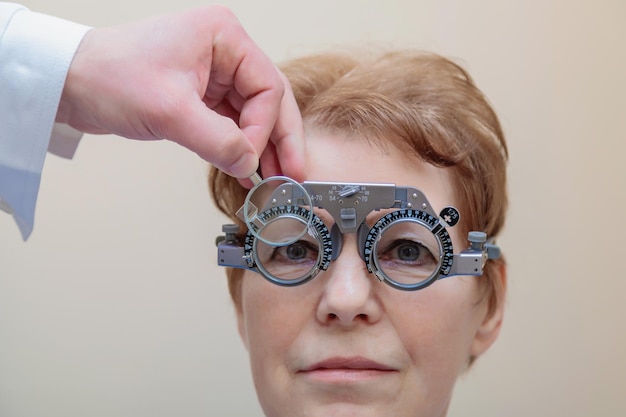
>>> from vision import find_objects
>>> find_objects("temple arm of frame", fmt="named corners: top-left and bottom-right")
top-left (215, 225), bottom-right (255, 270)
top-left (442, 232), bottom-right (501, 278)
top-left (216, 241), bottom-right (253, 269)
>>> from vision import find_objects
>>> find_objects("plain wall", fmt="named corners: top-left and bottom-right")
top-left (1, 0), bottom-right (625, 416)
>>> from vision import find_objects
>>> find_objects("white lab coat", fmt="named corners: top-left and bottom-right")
top-left (0, 2), bottom-right (90, 240)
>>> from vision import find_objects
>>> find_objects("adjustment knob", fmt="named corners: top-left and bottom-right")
top-left (216, 224), bottom-right (240, 245)
top-left (222, 224), bottom-right (240, 234)
top-left (468, 231), bottom-right (487, 250)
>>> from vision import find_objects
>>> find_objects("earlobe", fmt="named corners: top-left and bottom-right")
top-left (470, 259), bottom-right (507, 358)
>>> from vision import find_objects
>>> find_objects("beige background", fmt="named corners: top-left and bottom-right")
top-left (1, 0), bottom-right (625, 416)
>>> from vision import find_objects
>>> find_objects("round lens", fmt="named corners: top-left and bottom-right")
top-left (242, 176), bottom-right (313, 246)
top-left (372, 219), bottom-right (441, 286)
top-left (254, 219), bottom-right (322, 283)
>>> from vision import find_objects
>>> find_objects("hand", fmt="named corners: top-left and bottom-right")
top-left (56, 5), bottom-right (304, 181)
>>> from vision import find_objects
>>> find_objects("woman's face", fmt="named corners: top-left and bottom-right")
top-left (236, 132), bottom-right (502, 417)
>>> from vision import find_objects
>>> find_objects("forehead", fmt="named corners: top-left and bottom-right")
top-left (303, 131), bottom-right (457, 216)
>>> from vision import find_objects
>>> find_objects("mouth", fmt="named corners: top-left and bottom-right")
top-left (298, 356), bottom-right (398, 383)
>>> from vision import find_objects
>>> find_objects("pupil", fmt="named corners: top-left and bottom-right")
top-left (398, 244), bottom-right (419, 261)
top-left (286, 244), bottom-right (306, 260)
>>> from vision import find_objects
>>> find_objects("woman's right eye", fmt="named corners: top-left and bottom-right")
top-left (271, 241), bottom-right (318, 263)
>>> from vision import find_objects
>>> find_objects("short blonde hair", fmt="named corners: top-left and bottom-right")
top-left (210, 49), bottom-right (508, 316)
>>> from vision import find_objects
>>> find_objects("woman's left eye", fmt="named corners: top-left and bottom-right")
top-left (381, 239), bottom-right (435, 265)
top-left (396, 242), bottom-right (421, 261)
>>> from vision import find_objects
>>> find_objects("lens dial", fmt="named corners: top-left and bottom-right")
top-left (364, 209), bottom-right (454, 290)
top-left (241, 176), bottom-right (313, 246)
top-left (244, 206), bottom-right (333, 286)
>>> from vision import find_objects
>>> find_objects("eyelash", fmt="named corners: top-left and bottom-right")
top-left (378, 239), bottom-right (436, 266)
top-left (270, 240), bottom-right (319, 263)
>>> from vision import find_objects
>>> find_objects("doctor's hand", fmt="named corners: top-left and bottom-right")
top-left (55, 5), bottom-right (304, 181)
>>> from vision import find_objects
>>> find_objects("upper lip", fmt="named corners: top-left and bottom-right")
top-left (299, 356), bottom-right (397, 372)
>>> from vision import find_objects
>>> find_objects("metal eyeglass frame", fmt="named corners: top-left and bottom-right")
top-left (215, 178), bottom-right (500, 291)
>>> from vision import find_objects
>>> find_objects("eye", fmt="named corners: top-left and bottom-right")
top-left (285, 243), bottom-right (307, 260)
top-left (379, 239), bottom-right (436, 266)
top-left (271, 240), bottom-right (319, 263)
top-left (396, 242), bottom-right (421, 261)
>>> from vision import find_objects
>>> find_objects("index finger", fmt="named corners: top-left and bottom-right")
top-left (210, 22), bottom-right (285, 156)
top-left (265, 72), bottom-right (305, 181)
top-left (235, 48), bottom-right (289, 156)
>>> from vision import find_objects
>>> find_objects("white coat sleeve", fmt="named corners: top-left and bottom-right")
top-left (0, 3), bottom-right (91, 240)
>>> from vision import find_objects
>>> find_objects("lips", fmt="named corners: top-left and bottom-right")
top-left (300, 356), bottom-right (397, 373)
top-left (297, 357), bottom-right (399, 384)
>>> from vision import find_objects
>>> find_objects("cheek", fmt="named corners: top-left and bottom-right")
top-left (240, 274), bottom-right (312, 358)
top-left (389, 279), bottom-right (485, 373)
top-left (239, 275), bottom-right (319, 415)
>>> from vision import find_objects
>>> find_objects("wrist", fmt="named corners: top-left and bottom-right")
top-left (56, 28), bottom-right (94, 127)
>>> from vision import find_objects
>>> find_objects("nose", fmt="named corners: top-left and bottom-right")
top-left (316, 235), bottom-right (383, 327)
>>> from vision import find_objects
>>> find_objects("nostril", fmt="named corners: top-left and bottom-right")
top-left (327, 312), bottom-right (369, 322)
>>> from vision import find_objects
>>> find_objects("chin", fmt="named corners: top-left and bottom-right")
top-left (263, 404), bottom-right (384, 417)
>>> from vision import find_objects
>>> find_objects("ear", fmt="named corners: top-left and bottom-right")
top-left (470, 259), bottom-right (507, 357)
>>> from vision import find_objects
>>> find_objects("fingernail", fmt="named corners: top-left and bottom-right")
top-left (229, 152), bottom-right (259, 179)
